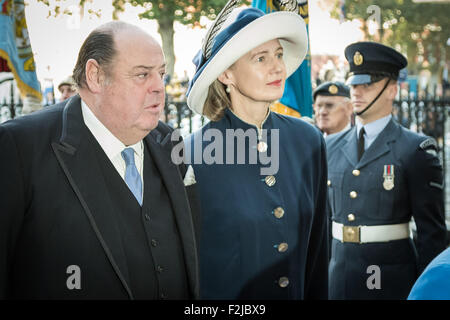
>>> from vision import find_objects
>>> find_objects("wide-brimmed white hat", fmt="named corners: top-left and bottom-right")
top-left (186, 6), bottom-right (308, 115)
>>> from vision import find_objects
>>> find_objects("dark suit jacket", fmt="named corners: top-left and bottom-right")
top-left (0, 95), bottom-right (200, 299)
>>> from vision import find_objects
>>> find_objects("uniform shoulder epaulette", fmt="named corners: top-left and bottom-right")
top-left (419, 138), bottom-right (438, 157)
top-left (420, 137), bottom-right (444, 188)
top-left (419, 138), bottom-right (437, 150)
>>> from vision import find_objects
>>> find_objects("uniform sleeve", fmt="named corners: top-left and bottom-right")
top-left (407, 138), bottom-right (447, 273)
top-left (304, 135), bottom-right (329, 299)
top-left (0, 125), bottom-right (26, 298)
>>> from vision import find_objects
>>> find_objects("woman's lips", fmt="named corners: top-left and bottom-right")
top-left (267, 80), bottom-right (282, 86)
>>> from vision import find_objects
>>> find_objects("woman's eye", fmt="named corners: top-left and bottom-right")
top-left (256, 56), bottom-right (265, 62)
top-left (277, 52), bottom-right (284, 59)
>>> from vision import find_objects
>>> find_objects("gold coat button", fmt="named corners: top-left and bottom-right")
top-left (348, 214), bottom-right (355, 221)
top-left (278, 277), bottom-right (289, 288)
top-left (257, 141), bottom-right (268, 153)
top-left (265, 175), bottom-right (276, 187)
top-left (278, 242), bottom-right (288, 252)
top-left (349, 191), bottom-right (357, 199)
top-left (327, 180), bottom-right (331, 187)
top-left (273, 207), bottom-right (285, 219)
top-left (352, 169), bottom-right (360, 176)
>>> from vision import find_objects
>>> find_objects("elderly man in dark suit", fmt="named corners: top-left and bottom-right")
top-left (0, 21), bottom-right (199, 299)
top-left (326, 42), bottom-right (447, 300)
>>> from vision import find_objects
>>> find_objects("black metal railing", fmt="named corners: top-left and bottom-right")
top-left (163, 94), bottom-right (207, 136)
top-left (0, 77), bottom-right (21, 120)
top-left (393, 88), bottom-right (449, 182)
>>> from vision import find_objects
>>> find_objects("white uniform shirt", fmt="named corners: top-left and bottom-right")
top-left (356, 114), bottom-right (392, 151)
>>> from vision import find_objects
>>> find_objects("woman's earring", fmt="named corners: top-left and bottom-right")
top-left (226, 85), bottom-right (231, 93)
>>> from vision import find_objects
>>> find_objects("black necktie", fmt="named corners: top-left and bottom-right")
top-left (358, 127), bottom-right (365, 161)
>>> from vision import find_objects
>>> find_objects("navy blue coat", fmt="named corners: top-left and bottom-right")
top-left (326, 119), bottom-right (447, 299)
top-left (185, 108), bottom-right (328, 300)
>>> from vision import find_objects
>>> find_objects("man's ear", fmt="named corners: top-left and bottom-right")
top-left (85, 59), bottom-right (104, 93)
top-left (386, 80), bottom-right (398, 100)
top-left (217, 68), bottom-right (234, 86)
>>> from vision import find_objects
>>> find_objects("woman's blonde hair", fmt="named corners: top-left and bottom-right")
top-left (203, 79), bottom-right (232, 121)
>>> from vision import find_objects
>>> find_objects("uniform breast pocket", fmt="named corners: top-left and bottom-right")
top-left (328, 172), bottom-right (344, 218)
top-left (372, 165), bottom-right (405, 221)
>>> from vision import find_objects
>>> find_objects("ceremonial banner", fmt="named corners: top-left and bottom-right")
top-left (252, 0), bottom-right (312, 117)
top-left (0, 0), bottom-right (42, 102)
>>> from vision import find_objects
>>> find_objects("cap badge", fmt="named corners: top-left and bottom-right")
top-left (328, 85), bottom-right (338, 94)
top-left (353, 51), bottom-right (364, 66)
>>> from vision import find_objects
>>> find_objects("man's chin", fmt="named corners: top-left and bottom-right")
top-left (318, 121), bottom-right (329, 129)
top-left (353, 104), bottom-right (367, 113)
top-left (146, 121), bottom-right (160, 132)
top-left (135, 119), bottom-right (160, 137)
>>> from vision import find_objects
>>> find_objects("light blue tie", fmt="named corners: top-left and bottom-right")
top-left (121, 147), bottom-right (143, 205)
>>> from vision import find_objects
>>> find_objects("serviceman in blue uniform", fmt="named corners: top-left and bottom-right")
top-left (313, 81), bottom-right (353, 138)
top-left (326, 41), bottom-right (447, 299)
top-left (184, 4), bottom-right (328, 299)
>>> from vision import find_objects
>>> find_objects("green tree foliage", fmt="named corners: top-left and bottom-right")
top-left (328, 0), bottom-right (449, 74)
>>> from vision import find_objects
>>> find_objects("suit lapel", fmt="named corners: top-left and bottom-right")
top-left (52, 96), bottom-right (133, 299)
top-left (144, 130), bottom-right (199, 298)
top-left (341, 127), bottom-right (358, 167)
top-left (357, 119), bottom-right (399, 169)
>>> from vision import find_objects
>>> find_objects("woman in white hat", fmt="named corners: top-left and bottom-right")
top-left (185, 2), bottom-right (328, 300)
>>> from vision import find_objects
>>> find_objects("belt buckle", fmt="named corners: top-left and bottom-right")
top-left (342, 226), bottom-right (361, 243)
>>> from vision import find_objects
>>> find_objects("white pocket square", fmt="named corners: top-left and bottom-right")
top-left (183, 165), bottom-right (196, 186)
